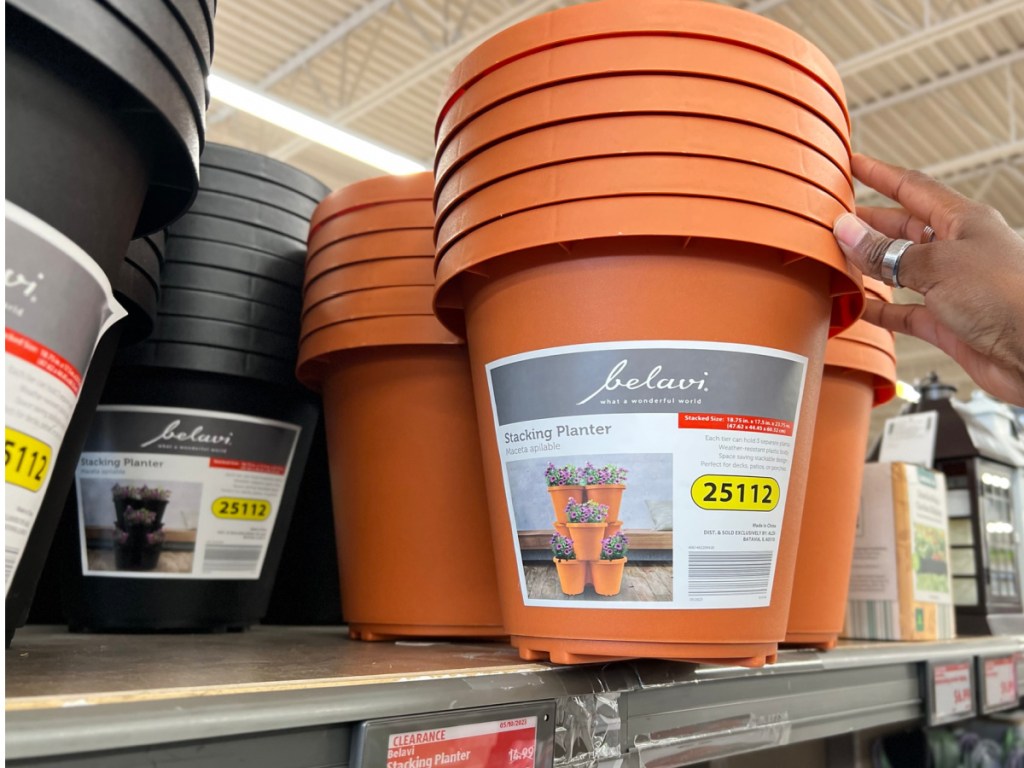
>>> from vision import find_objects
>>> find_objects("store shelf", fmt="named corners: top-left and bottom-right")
top-left (6, 627), bottom-right (1024, 767)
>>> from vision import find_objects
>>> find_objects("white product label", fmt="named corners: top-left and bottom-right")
top-left (4, 202), bottom-right (127, 594)
top-left (74, 405), bottom-right (301, 580)
top-left (907, 465), bottom-right (953, 604)
top-left (847, 464), bottom-right (900, 602)
top-left (879, 412), bottom-right (938, 468)
top-left (982, 656), bottom-right (1018, 711)
top-left (932, 661), bottom-right (975, 722)
top-left (485, 341), bottom-right (807, 610)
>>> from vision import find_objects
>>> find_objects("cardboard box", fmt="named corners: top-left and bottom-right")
top-left (844, 462), bottom-right (956, 641)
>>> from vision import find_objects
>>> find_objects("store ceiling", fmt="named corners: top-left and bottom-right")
top-left (207, 0), bottom-right (1024, 427)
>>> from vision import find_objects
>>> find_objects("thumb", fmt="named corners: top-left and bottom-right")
top-left (833, 212), bottom-right (895, 282)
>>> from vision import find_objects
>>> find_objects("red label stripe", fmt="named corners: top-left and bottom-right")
top-left (678, 412), bottom-right (794, 436)
top-left (209, 458), bottom-right (286, 475)
top-left (5, 328), bottom-right (82, 394)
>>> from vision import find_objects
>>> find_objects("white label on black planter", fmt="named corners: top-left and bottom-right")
top-left (485, 341), bottom-right (807, 610)
top-left (4, 202), bottom-right (127, 595)
top-left (74, 405), bottom-right (301, 580)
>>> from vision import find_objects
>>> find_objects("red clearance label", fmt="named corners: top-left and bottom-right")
top-left (678, 413), bottom-right (794, 436)
top-left (5, 327), bottom-right (82, 394)
top-left (209, 458), bottom-right (286, 475)
top-left (386, 717), bottom-right (537, 768)
top-left (934, 661), bottom-right (974, 718)
top-left (984, 656), bottom-right (1018, 709)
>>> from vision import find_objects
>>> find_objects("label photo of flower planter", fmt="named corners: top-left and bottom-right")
top-left (74, 405), bottom-right (301, 580)
top-left (4, 202), bottom-right (127, 594)
top-left (486, 341), bottom-right (806, 610)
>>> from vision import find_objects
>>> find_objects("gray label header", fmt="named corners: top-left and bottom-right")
top-left (84, 407), bottom-right (299, 465)
top-left (488, 346), bottom-right (805, 425)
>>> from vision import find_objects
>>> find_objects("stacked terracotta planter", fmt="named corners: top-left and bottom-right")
top-left (786, 277), bottom-right (898, 648)
top-left (432, 0), bottom-right (865, 665)
top-left (297, 172), bottom-right (504, 641)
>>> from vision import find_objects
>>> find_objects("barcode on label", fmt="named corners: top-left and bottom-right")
top-left (688, 551), bottom-right (773, 596)
top-left (202, 545), bottom-right (262, 574)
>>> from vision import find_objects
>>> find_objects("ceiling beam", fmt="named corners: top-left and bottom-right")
top-left (923, 139), bottom-right (1024, 178)
top-left (838, 0), bottom-right (1023, 77)
top-left (271, 0), bottom-right (557, 161)
top-left (209, 0), bottom-right (396, 126)
top-left (851, 48), bottom-right (1024, 118)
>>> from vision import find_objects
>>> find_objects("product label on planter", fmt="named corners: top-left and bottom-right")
top-left (4, 202), bottom-right (127, 595)
top-left (73, 405), bottom-right (301, 580)
top-left (485, 341), bottom-right (807, 610)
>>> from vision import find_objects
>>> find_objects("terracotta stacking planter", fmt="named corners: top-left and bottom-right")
top-left (298, 171), bottom-right (503, 640)
top-left (304, 257), bottom-right (435, 317)
top-left (435, 155), bottom-right (847, 260)
top-left (436, 0), bottom-right (850, 131)
top-left (435, 115), bottom-right (854, 226)
top-left (435, 35), bottom-right (851, 159)
top-left (435, 75), bottom-right (852, 194)
top-left (307, 200), bottom-right (434, 262)
top-left (304, 228), bottom-right (435, 287)
top-left (301, 286), bottom-right (436, 341)
top-left (786, 279), bottom-right (897, 649)
top-left (433, 0), bottom-right (861, 666)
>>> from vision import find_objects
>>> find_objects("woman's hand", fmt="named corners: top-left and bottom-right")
top-left (833, 152), bottom-right (1024, 406)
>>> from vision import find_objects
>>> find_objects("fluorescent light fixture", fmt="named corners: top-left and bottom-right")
top-left (208, 74), bottom-right (427, 176)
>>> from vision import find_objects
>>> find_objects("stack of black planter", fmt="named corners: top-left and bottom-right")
top-left (5, 0), bottom-right (212, 644)
top-left (60, 144), bottom-right (332, 632)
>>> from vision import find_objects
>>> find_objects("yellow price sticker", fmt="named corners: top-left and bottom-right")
top-left (5, 427), bottom-right (52, 492)
top-left (690, 475), bottom-right (780, 512)
top-left (211, 497), bottom-right (271, 521)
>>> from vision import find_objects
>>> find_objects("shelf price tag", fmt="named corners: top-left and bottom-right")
top-left (978, 654), bottom-right (1019, 714)
top-left (351, 702), bottom-right (554, 768)
top-left (925, 659), bottom-right (976, 726)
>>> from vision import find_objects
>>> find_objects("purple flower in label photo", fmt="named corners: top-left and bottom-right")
top-left (551, 534), bottom-right (576, 561)
top-left (112, 526), bottom-right (129, 545)
top-left (146, 530), bottom-right (166, 546)
top-left (545, 462), bottom-right (582, 487)
top-left (139, 486), bottom-right (172, 502)
top-left (566, 499), bottom-right (608, 523)
top-left (111, 484), bottom-right (142, 501)
top-left (600, 532), bottom-right (629, 561)
top-left (582, 462), bottom-right (629, 485)
top-left (123, 507), bottom-right (157, 526)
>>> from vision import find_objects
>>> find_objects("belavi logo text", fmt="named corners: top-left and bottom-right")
top-left (577, 359), bottom-right (710, 405)
top-left (5, 268), bottom-right (43, 303)
top-left (140, 420), bottom-right (234, 449)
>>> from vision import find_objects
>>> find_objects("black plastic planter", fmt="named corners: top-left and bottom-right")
top-left (160, 262), bottom-right (300, 309)
top-left (197, 166), bottom-right (320, 220)
top-left (159, 287), bottom-right (301, 338)
top-left (60, 367), bottom-right (318, 632)
top-left (201, 143), bottom-right (330, 204)
top-left (5, 4), bottom-right (204, 645)
top-left (165, 0), bottom-right (212, 75)
top-left (125, 236), bottom-right (163, 293)
top-left (115, 260), bottom-right (160, 344)
top-left (188, 189), bottom-right (312, 243)
top-left (8, 1), bottom-right (201, 234)
top-left (164, 235), bottom-right (305, 288)
top-left (148, 315), bottom-right (298, 360)
top-left (117, 340), bottom-right (297, 389)
top-left (167, 212), bottom-right (307, 263)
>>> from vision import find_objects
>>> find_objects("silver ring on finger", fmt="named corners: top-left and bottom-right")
top-left (922, 225), bottom-right (936, 243)
top-left (880, 238), bottom-right (913, 289)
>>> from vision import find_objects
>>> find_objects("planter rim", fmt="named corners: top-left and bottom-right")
top-left (433, 194), bottom-right (863, 338)
top-left (296, 315), bottom-right (462, 390)
top-left (303, 257), bottom-right (435, 315)
top-left (149, 314), bottom-right (297, 360)
top-left (201, 143), bottom-right (330, 204)
top-left (434, 75), bottom-right (852, 194)
top-left (307, 201), bottom-right (434, 258)
top-left (158, 286), bottom-right (300, 338)
top-left (310, 171), bottom-right (434, 233)
top-left (116, 338), bottom-right (297, 389)
top-left (439, 0), bottom-right (847, 130)
top-left (165, 233), bottom-right (306, 284)
top-left (434, 114), bottom-right (854, 222)
top-left (196, 165), bottom-right (319, 220)
top-left (824, 342), bottom-right (897, 407)
top-left (863, 275), bottom-right (893, 303)
top-left (434, 154), bottom-right (847, 260)
top-left (300, 285), bottom-right (436, 342)
top-left (189, 188), bottom-right (312, 240)
top-left (301, 311), bottom-right (439, 344)
top-left (305, 227), bottom-right (435, 285)
top-left (160, 261), bottom-right (300, 311)
top-left (437, 33), bottom-right (850, 159)
top-left (9, 1), bottom-right (200, 235)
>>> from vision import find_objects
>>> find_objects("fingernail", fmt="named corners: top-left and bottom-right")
top-left (833, 213), bottom-right (871, 250)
